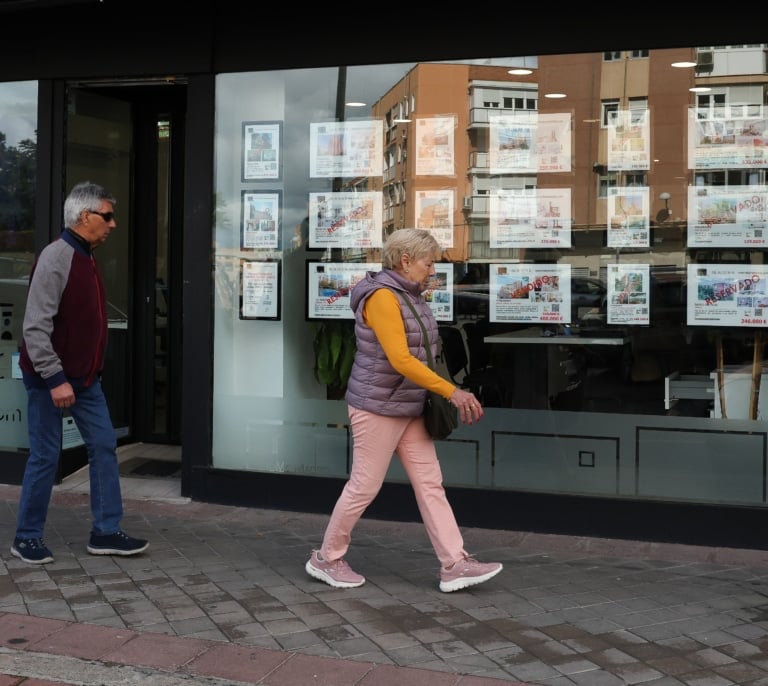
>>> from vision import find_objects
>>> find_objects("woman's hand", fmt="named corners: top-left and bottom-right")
top-left (449, 388), bottom-right (483, 424)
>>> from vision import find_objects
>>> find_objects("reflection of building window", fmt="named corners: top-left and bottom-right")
top-left (629, 97), bottom-right (648, 124)
top-left (695, 169), bottom-right (765, 187)
top-left (601, 99), bottom-right (619, 127)
top-left (696, 93), bottom-right (727, 119)
top-left (598, 172), bottom-right (618, 198)
top-left (625, 172), bottom-right (647, 187)
top-left (603, 51), bottom-right (622, 61)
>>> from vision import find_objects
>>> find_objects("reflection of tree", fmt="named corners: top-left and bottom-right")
top-left (0, 130), bottom-right (36, 252)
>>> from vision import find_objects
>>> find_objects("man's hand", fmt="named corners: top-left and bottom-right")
top-left (50, 382), bottom-right (75, 409)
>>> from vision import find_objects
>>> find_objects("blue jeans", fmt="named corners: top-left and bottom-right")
top-left (16, 380), bottom-right (124, 539)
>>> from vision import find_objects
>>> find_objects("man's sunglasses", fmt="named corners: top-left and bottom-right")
top-left (88, 210), bottom-right (115, 222)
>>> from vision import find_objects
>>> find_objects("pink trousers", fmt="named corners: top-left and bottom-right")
top-left (320, 406), bottom-right (467, 569)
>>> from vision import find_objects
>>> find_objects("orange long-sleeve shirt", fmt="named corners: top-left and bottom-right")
top-left (362, 288), bottom-right (456, 400)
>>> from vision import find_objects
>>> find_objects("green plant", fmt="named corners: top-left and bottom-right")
top-left (312, 319), bottom-right (356, 399)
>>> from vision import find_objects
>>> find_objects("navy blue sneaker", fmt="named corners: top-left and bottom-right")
top-left (11, 537), bottom-right (54, 564)
top-left (87, 531), bottom-right (149, 556)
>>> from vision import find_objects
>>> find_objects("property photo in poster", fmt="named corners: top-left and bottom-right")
top-left (606, 263), bottom-right (649, 325)
top-left (607, 186), bottom-right (649, 248)
top-left (489, 263), bottom-right (571, 324)
top-left (241, 190), bottom-right (280, 250)
top-left (242, 121), bottom-right (282, 181)
top-left (415, 189), bottom-right (454, 248)
top-left (687, 263), bottom-right (768, 326)
top-left (687, 185), bottom-right (768, 247)
top-left (308, 192), bottom-right (383, 249)
top-left (423, 263), bottom-right (454, 322)
top-left (306, 261), bottom-right (381, 320)
top-left (309, 120), bottom-right (383, 179)
top-left (240, 260), bottom-right (281, 320)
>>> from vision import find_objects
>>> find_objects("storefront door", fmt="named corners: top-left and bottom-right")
top-left (64, 82), bottom-right (185, 446)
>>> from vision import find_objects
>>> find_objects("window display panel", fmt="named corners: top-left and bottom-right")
top-left (212, 47), bottom-right (768, 483)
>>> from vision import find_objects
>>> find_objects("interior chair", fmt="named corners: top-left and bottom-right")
top-left (437, 325), bottom-right (471, 385)
top-left (438, 325), bottom-right (507, 406)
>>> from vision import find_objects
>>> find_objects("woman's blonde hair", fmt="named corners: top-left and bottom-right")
top-left (381, 228), bottom-right (440, 269)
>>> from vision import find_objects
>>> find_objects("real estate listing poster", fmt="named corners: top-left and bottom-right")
top-left (241, 190), bottom-right (280, 250)
top-left (414, 116), bottom-right (455, 176)
top-left (607, 108), bottom-right (651, 171)
top-left (687, 185), bottom-right (768, 247)
top-left (489, 188), bottom-right (572, 248)
top-left (308, 192), bottom-right (383, 249)
top-left (309, 119), bottom-right (383, 178)
top-left (687, 263), bottom-right (768, 326)
top-left (242, 121), bottom-right (282, 181)
top-left (424, 263), bottom-right (454, 322)
top-left (415, 189), bottom-right (454, 248)
top-left (606, 263), bottom-right (649, 325)
top-left (488, 112), bottom-right (572, 174)
top-left (606, 186), bottom-right (650, 248)
top-left (240, 260), bottom-right (280, 320)
top-left (687, 108), bottom-right (768, 169)
top-left (306, 262), bottom-right (381, 320)
top-left (489, 263), bottom-right (571, 324)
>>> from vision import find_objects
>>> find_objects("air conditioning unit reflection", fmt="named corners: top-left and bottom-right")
top-left (696, 51), bottom-right (714, 73)
top-left (462, 197), bottom-right (473, 210)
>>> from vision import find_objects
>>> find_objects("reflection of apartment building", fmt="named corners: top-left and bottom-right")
top-left (373, 47), bottom-right (768, 276)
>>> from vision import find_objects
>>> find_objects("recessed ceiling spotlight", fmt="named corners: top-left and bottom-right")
top-left (544, 93), bottom-right (567, 99)
top-left (508, 68), bottom-right (533, 75)
top-left (671, 61), bottom-right (697, 68)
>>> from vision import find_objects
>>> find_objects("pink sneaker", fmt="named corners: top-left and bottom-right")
top-left (305, 550), bottom-right (366, 588)
top-left (439, 555), bottom-right (502, 592)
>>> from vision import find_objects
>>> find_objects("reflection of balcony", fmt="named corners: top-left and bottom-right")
top-left (469, 151), bottom-right (489, 173)
top-left (468, 107), bottom-right (529, 128)
top-left (461, 195), bottom-right (489, 217)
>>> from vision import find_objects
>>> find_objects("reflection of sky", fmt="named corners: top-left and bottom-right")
top-left (0, 81), bottom-right (37, 147)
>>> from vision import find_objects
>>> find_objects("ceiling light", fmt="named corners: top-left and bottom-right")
top-left (689, 87), bottom-right (712, 93)
top-left (671, 61), bottom-right (697, 68)
top-left (544, 93), bottom-right (566, 99)
top-left (346, 101), bottom-right (366, 107)
top-left (507, 68), bottom-right (533, 75)
top-left (392, 118), bottom-right (411, 123)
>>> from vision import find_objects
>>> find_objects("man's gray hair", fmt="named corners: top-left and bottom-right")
top-left (63, 181), bottom-right (116, 229)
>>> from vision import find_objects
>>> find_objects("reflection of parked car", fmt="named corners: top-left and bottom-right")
top-left (455, 283), bottom-right (490, 318)
top-left (572, 277), bottom-right (607, 325)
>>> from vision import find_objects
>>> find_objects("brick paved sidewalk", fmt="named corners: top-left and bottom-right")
top-left (0, 484), bottom-right (766, 684)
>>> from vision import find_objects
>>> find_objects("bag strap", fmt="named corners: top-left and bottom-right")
top-left (395, 290), bottom-right (435, 370)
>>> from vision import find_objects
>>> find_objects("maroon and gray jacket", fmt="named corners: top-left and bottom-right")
top-left (345, 268), bottom-right (439, 417)
top-left (19, 229), bottom-right (108, 390)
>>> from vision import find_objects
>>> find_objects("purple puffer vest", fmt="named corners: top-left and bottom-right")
top-left (345, 269), bottom-right (439, 417)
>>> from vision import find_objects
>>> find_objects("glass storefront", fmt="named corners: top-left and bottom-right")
top-left (210, 46), bottom-right (768, 505)
top-left (3, 42), bottom-right (768, 512)
top-left (0, 81), bottom-right (36, 451)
